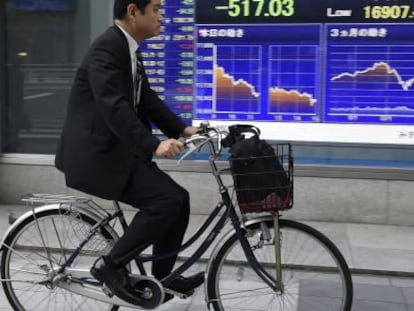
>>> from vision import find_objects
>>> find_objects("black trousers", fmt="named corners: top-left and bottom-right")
top-left (107, 160), bottom-right (190, 280)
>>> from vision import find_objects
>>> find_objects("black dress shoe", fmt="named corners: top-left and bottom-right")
top-left (90, 256), bottom-right (142, 306)
top-left (166, 272), bottom-right (205, 297)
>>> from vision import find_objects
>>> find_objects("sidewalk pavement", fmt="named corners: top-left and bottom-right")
top-left (0, 203), bottom-right (414, 310)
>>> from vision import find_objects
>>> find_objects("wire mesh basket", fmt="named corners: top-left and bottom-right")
top-left (229, 143), bottom-right (293, 214)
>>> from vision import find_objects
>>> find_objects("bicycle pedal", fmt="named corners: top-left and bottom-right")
top-left (164, 288), bottom-right (189, 299)
top-left (102, 284), bottom-right (114, 297)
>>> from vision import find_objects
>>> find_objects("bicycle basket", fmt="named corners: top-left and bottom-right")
top-left (229, 141), bottom-right (293, 214)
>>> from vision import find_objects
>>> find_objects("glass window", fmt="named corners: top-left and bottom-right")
top-left (3, 0), bottom-right (112, 153)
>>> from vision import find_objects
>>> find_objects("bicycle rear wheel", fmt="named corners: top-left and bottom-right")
top-left (207, 218), bottom-right (353, 311)
top-left (1, 206), bottom-right (119, 311)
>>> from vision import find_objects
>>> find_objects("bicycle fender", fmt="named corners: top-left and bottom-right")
top-left (204, 215), bottom-right (274, 302)
top-left (0, 204), bottom-right (118, 252)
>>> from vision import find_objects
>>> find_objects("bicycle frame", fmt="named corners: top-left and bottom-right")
top-left (133, 135), bottom-right (278, 291)
top-left (58, 132), bottom-right (276, 289)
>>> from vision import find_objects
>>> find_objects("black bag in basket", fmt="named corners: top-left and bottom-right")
top-left (223, 125), bottom-right (291, 212)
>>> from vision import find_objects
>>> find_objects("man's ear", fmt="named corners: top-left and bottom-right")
top-left (126, 3), bottom-right (140, 20)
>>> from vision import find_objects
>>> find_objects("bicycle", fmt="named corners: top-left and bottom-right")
top-left (0, 123), bottom-right (353, 310)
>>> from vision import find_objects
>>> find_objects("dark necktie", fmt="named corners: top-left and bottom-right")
top-left (134, 48), bottom-right (144, 113)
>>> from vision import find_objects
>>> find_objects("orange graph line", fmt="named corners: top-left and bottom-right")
top-left (215, 66), bottom-right (260, 98)
top-left (269, 87), bottom-right (317, 106)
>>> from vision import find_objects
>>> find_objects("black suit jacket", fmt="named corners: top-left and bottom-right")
top-left (55, 26), bottom-right (187, 200)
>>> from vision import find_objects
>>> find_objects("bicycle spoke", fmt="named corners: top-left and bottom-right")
top-left (1, 208), bottom-right (119, 310)
top-left (208, 219), bottom-right (352, 311)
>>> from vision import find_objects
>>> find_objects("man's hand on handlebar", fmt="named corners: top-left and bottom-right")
top-left (156, 123), bottom-right (215, 160)
top-left (155, 139), bottom-right (184, 158)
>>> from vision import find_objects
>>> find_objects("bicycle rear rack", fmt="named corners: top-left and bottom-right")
top-left (21, 194), bottom-right (92, 205)
top-left (20, 193), bottom-right (113, 221)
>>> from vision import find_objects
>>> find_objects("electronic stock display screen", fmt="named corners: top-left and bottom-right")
top-left (141, 0), bottom-right (414, 145)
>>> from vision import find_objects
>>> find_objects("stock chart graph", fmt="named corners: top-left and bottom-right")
top-left (194, 24), bottom-right (321, 122)
top-left (268, 45), bottom-right (320, 120)
top-left (215, 46), bottom-right (261, 113)
top-left (325, 24), bottom-right (414, 124)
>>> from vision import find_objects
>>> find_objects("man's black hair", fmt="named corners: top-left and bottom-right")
top-left (113, 0), bottom-right (151, 19)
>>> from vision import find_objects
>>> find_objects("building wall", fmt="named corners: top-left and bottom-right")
top-left (1, 157), bottom-right (413, 226)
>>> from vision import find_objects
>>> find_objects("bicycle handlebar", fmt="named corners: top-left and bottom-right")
top-left (177, 124), bottom-right (228, 166)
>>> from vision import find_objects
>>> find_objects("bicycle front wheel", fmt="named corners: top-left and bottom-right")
top-left (207, 218), bottom-right (353, 311)
top-left (1, 206), bottom-right (119, 311)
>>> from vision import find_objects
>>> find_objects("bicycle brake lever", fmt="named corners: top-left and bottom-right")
top-left (177, 144), bottom-right (197, 166)
top-left (177, 136), bottom-right (210, 166)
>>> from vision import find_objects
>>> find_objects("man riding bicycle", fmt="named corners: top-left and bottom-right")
top-left (55, 0), bottom-right (203, 305)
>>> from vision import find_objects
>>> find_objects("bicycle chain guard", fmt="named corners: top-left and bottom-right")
top-left (130, 274), bottom-right (165, 309)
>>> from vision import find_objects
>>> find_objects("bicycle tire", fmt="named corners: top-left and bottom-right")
top-left (207, 218), bottom-right (353, 311)
top-left (1, 206), bottom-right (120, 311)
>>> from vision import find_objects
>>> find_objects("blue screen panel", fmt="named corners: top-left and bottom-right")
top-left (195, 25), bottom-right (321, 123)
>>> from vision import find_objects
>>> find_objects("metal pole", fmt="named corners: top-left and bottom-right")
top-left (273, 214), bottom-right (283, 293)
